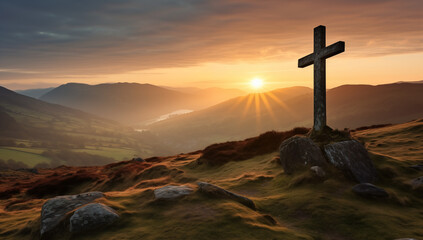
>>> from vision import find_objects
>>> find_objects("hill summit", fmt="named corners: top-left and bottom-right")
top-left (0, 119), bottom-right (422, 239)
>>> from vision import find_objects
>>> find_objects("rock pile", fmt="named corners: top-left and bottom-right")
top-left (40, 191), bottom-right (119, 236)
top-left (279, 135), bottom-right (377, 183)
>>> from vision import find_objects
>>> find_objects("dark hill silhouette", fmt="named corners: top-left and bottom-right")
top-left (0, 85), bottom-right (132, 140)
top-left (0, 86), bottom-right (173, 164)
top-left (148, 83), bottom-right (423, 153)
top-left (40, 83), bottom-right (244, 125)
top-left (0, 106), bottom-right (21, 136)
top-left (1, 86), bottom-right (104, 121)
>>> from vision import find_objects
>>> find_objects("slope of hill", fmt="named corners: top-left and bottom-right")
top-left (40, 83), bottom-right (245, 125)
top-left (16, 87), bottom-right (55, 99)
top-left (148, 83), bottom-right (423, 153)
top-left (0, 86), bottom-right (171, 168)
top-left (352, 119), bottom-right (423, 162)
top-left (0, 119), bottom-right (422, 239)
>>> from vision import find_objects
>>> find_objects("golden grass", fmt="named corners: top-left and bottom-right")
top-left (1, 120), bottom-right (423, 239)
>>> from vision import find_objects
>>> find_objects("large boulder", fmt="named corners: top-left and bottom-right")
top-left (40, 191), bottom-right (104, 235)
top-left (279, 136), bottom-right (327, 174)
top-left (154, 185), bottom-right (193, 200)
top-left (324, 140), bottom-right (376, 183)
top-left (197, 182), bottom-right (255, 210)
top-left (352, 183), bottom-right (389, 198)
top-left (69, 203), bottom-right (119, 233)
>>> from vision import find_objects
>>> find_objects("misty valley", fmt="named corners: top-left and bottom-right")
top-left (1, 81), bottom-right (423, 170)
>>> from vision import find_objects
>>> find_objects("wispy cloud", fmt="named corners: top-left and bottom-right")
top-left (0, 0), bottom-right (421, 82)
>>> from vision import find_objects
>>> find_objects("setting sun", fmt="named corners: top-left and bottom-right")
top-left (250, 78), bottom-right (264, 90)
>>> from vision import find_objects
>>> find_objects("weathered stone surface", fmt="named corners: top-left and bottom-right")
top-left (410, 164), bottom-right (423, 170)
top-left (154, 185), bottom-right (193, 200)
top-left (132, 157), bottom-right (145, 162)
top-left (197, 182), bottom-right (255, 210)
top-left (411, 176), bottom-right (423, 189)
top-left (310, 166), bottom-right (326, 177)
top-left (69, 203), bottom-right (119, 233)
top-left (279, 136), bottom-right (326, 174)
top-left (324, 140), bottom-right (376, 183)
top-left (352, 183), bottom-right (389, 198)
top-left (40, 191), bottom-right (104, 235)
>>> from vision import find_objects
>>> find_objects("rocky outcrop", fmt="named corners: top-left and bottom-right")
top-left (154, 185), bottom-right (193, 200)
top-left (132, 157), bottom-right (145, 162)
top-left (40, 191), bottom-right (104, 235)
top-left (324, 140), bottom-right (376, 183)
top-left (352, 183), bottom-right (389, 198)
top-left (310, 166), bottom-right (326, 177)
top-left (279, 136), bottom-right (326, 174)
top-left (197, 182), bottom-right (255, 210)
top-left (70, 203), bottom-right (119, 233)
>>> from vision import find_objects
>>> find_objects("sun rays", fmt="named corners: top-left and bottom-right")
top-left (225, 91), bottom-right (298, 133)
top-left (223, 77), bottom-right (302, 133)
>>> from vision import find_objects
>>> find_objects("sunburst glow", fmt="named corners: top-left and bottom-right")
top-left (250, 78), bottom-right (264, 90)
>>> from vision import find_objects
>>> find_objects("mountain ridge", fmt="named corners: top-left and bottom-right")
top-left (40, 82), bottom-right (245, 125)
top-left (147, 82), bottom-right (423, 153)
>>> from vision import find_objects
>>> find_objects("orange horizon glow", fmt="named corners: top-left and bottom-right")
top-left (0, 1), bottom-right (421, 91)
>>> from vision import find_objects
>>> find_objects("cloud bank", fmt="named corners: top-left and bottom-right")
top-left (0, 0), bottom-right (422, 81)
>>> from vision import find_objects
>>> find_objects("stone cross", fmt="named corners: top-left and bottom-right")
top-left (298, 25), bottom-right (345, 131)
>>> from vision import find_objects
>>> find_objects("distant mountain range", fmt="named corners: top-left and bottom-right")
top-left (38, 83), bottom-right (244, 125)
top-left (16, 87), bottom-right (55, 99)
top-left (7, 81), bottom-right (423, 156)
top-left (148, 82), bottom-right (423, 153)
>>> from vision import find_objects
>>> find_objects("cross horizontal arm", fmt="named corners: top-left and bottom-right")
top-left (298, 53), bottom-right (315, 68)
top-left (319, 41), bottom-right (345, 59)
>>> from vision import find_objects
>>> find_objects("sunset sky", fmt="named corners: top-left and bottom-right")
top-left (0, 0), bottom-right (422, 91)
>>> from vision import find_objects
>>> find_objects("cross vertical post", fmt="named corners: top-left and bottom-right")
top-left (313, 26), bottom-right (326, 131)
top-left (298, 25), bottom-right (345, 132)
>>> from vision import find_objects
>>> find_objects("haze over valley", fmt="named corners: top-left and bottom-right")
top-left (1, 81), bottom-right (422, 168)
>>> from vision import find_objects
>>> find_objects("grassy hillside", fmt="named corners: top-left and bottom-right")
top-left (0, 119), bottom-right (422, 239)
top-left (148, 83), bottom-right (423, 153)
top-left (0, 86), bottom-right (172, 168)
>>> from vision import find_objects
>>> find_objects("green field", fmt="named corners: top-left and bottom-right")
top-left (0, 147), bottom-right (51, 167)
top-left (0, 146), bottom-right (140, 168)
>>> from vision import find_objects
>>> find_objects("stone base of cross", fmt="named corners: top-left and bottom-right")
top-left (298, 25), bottom-right (345, 132)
